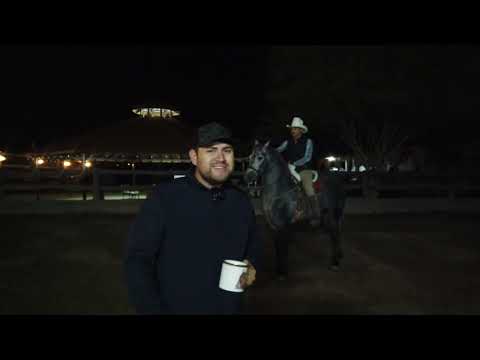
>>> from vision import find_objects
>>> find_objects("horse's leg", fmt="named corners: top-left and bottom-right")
top-left (326, 208), bottom-right (343, 271)
top-left (308, 197), bottom-right (322, 228)
top-left (273, 228), bottom-right (290, 279)
top-left (334, 207), bottom-right (344, 260)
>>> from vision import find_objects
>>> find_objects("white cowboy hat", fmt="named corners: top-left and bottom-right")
top-left (286, 116), bottom-right (308, 133)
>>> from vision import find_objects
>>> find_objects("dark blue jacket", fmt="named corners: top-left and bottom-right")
top-left (277, 136), bottom-right (314, 172)
top-left (124, 170), bottom-right (262, 314)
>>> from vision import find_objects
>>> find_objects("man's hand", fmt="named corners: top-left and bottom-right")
top-left (239, 259), bottom-right (256, 289)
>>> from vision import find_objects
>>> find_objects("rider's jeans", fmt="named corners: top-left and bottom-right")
top-left (299, 170), bottom-right (315, 196)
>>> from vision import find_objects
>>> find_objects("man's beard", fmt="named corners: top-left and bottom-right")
top-left (198, 166), bottom-right (232, 186)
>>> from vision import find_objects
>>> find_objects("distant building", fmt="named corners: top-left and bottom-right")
top-left (41, 112), bottom-right (196, 165)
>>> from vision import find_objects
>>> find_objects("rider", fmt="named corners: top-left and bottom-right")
top-left (276, 116), bottom-right (320, 223)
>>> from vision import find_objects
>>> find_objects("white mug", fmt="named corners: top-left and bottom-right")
top-left (219, 259), bottom-right (248, 292)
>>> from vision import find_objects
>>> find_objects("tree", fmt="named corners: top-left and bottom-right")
top-left (340, 111), bottom-right (409, 171)
top-left (262, 45), bottom-right (449, 171)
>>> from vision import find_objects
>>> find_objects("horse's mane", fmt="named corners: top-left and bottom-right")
top-left (265, 144), bottom-right (284, 165)
top-left (262, 143), bottom-right (293, 180)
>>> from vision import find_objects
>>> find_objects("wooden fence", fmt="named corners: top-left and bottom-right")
top-left (2, 167), bottom-right (480, 200)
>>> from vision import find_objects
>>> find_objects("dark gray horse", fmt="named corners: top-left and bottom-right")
top-left (244, 140), bottom-right (346, 277)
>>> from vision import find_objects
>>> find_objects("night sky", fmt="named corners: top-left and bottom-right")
top-left (1, 44), bottom-right (480, 154)
top-left (0, 44), bottom-right (270, 151)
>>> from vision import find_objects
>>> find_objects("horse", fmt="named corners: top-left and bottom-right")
top-left (244, 140), bottom-right (347, 277)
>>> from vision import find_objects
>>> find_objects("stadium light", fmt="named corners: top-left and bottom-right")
top-left (132, 107), bottom-right (180, 119)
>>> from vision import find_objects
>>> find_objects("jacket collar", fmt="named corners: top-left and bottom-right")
top-left (186, 168), bottom-right (231, 194)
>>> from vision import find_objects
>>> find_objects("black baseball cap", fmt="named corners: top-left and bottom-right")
top-left (196, 122), bottom-right (237, 147)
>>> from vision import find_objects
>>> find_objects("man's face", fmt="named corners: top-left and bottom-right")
top-left (290, 127), bottom-right (303, 139)
top-left (189, 143), bottom-right (235, 188)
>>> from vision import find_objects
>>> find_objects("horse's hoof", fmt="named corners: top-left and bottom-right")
top-left (329, 264), bottom-right (340, 272)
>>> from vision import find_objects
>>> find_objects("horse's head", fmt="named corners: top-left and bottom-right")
top-left (244, 140), bottom-right (270, 184)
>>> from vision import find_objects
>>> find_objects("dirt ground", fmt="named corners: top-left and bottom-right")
top-left (0, 212), bottom-right (479, 315)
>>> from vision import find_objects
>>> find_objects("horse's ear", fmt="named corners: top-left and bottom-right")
top-left (263, 140), bottom-right (270, 150)
top-left (254, 139), bottom-right (259, 146)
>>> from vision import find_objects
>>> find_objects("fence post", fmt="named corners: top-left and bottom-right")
top-left (93, 168), bottom-right (103, 200)
top-left (0, 168), bottom-right (4, 199)
top-left (132, 163), bottom-right (136, 186)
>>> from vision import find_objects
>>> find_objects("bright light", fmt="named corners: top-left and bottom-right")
top-left (84, 161), bottom-right (92, 168)
top-left (325, 156), bottom-right (336, 162)
top-left (36, 158), bottom-right (45, 166)
top-left (63, 160), bottom-right (72, 168)
top-left (132, 107), bottom-right (181, 119)
top-left (0, 154), bottom-right (6, 162)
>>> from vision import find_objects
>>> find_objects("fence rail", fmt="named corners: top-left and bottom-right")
top-left (2, 167), bottom-right (480, 200)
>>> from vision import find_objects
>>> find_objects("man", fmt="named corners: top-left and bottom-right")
top-left (276, 117), bottom-right (315, 195)
top-left (276, 116), bottom-right (320, 223)
top-left (124, 122), bottom-right (261, 314)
